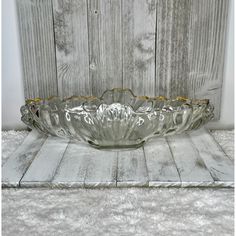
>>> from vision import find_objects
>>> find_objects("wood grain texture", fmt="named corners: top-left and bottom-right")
top-left (155, 0), bottom-right (229, 119)
top-left (17, 0), bottom-right (229, 119)
top-left (88, 0), bottom-right (123, 96)
top-left (20, 136), bottom-right (69, 187)
top-left (2, 129), bottom-right (233, 188)
top-left (187, 0), bottom-right (229, 119)
top-left (155, 0), bottom-right (190, 98)
top-left (51, 141), bottom-right (89, 187)
top-left (84, 150), bottom-right (118, 187)
top-left (122, 0), bottom-right (156, 96)
top-left (167, 133), bottom-right (214, 187)
top-left (16, 0), bottom-right (58, 99)
top-left (52, 0), bottom-right (91, 98)
top-left (189, 128), bottom-right (234, 187)
top-left (117, 148), bottom-right (149, 187)
top-left (2, 131), bottom-right (46, 187)
top-left (144, 138), bottom-right (181, 187)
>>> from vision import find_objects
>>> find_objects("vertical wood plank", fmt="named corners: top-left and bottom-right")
top-left (16, 0), bottom-right (58, 99)
top-left (52, 0), bottom-right (90, 97)
top-left (144, 138), bottom-right (181, 187)
top-left (187, 0), bottom-right (229, 119)
top-left (20, 137), bottom-right (69, 187)
top-left (122, 0), bottom-right (156, 96)
top-left (189, 128), bottom-right (234, 186)
top-left (2, 131), bottom-right (46, 187)
top-left (117, 148), bottom-right (148, 187)
top-left (155, 0), bottom-right (190, 98)
top-left (88, 0), bottom-right (123, 96)
top-left (167, 133), bottom-right (214, 187)
top-left (155, 0), bottom-right (229, 119)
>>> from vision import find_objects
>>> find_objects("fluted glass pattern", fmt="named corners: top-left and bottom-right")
top-left (21, 88), bottom-right (214, 148)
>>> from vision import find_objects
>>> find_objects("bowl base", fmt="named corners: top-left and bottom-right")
top-left (87, 140), bottom-right (145, 150)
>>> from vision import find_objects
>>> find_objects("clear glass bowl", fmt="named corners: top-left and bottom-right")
top-left (21, 88), bottom-right (214, 149)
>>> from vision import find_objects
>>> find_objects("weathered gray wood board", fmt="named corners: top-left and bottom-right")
top-left (17, 0), bottom-right (229, 119)
top-left (87, 0), bottom-right (123, 96)
top-left (144, 138), bottom-right (181, 187)
top-left (51, 141), bottom-right (117, 188)
top-left (51, 141), bottom-right (89, 187)
top-left (2, 131), bottom-right (46, 187)
top-left (189, 129), bottom-right (234, 187)
top-left (122, 0), bottom-right (156, 96)
top-left (155, 0), bottom-right (229, 119)
top-left (52, 0), bottom-right (90, 97)
top-left (84, 149), bottom-right (117, 187)
top-left (16, 0), bottom-right (58, 99)
top-left (20, 137), bottom-right (70, 187)
top-left (2, 129), bottom-right (234, 188)
top-left (117, 148), bottom-right (149, 187)
top-left (167, 134), bottom-right (214, 187)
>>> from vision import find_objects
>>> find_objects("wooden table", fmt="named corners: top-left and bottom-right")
top-left (2, 128), bottom-right (234, 188)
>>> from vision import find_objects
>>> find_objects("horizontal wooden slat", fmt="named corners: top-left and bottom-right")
top-left (20, 136), bottom-right (69, 187)
top-left (2, 131), bottom-right (46, 187)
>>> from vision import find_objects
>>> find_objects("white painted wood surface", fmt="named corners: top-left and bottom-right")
top-left (2, 129), bottom-right (234, 188)
top-left (84, 149), bottom-right (117, 187)
top-left (20, 136), bottom-right (70, 187)
top-left (2, 131), bottom-right (46, 187)
top-left (17, 0), bottom-right (229, 119)
top-left (189, 128), bottom-right (234, 187)
top-left (51, 141), bottom-right (89, 187)
top-left (167, 134), bottom-right (215, 187)
top-left (144, 138), bottom-right (181, 187)
top-left (117, 148), bottom-right (149, 187)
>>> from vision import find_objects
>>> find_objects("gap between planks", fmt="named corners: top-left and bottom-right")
top-left (2, 128), bottom-right (234, 188)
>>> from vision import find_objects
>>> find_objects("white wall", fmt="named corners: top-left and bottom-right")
top-left (2, 0), bottom-right (26, 130)
top-left (2, 0), bottom-right (234, 130)
top-left (206, 0), bottom-right (234, 129)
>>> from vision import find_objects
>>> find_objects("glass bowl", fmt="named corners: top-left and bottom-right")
top-left (21, 88), bottom-right (214, 149)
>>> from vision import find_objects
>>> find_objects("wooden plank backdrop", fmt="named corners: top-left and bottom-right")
top-left (16, 0), bottom-right (229, 119)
